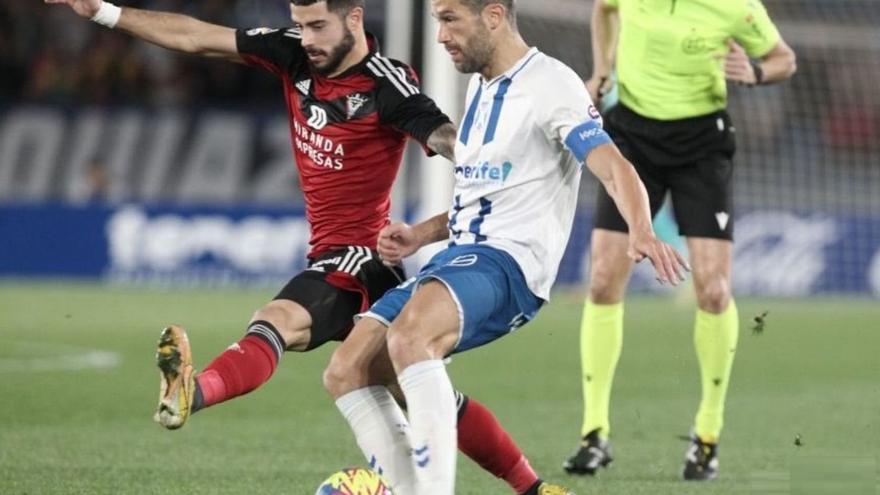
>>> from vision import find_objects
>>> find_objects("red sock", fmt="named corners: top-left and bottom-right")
top-left (195, 321), bottom-right (284, 409)
top-left (456, 395), bottom-right (539, 494)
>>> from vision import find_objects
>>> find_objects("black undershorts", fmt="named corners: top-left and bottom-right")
top-left (274, 246), bottom-right (405, 351)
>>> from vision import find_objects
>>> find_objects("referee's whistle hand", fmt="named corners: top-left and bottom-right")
top-left (585, 75), bottom-right (613, 106)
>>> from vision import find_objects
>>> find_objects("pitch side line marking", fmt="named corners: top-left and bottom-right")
top-left (0, 342), bottom-right (122, 373)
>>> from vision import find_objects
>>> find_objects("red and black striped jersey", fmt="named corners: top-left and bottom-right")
top-left (236, 27), bottom-right (451, 259)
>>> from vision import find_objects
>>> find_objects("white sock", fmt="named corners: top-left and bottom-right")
top-left (336, 386), bottom-right (417, 493)
top-left (399, 360), bottom-right (457, 495)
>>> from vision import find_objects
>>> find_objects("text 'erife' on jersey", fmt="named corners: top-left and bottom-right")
top-left (236, 27), bottom-right (451, 258)
top-left (449, 48), bottom-right (611, 300)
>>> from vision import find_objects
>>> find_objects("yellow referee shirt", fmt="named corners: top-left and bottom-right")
top-left (605, 0), bottom-right (781, 120)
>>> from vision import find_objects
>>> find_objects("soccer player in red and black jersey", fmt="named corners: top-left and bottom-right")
top-left (45, 0), bottom-right (570, 493)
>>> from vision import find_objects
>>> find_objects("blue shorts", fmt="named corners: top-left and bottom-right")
top-left (363, 244), bottom-right (544, 353)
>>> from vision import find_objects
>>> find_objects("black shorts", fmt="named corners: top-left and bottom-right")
top-left (594, 104), bottom-right (736, 240)
top-left (274, 246), bottom-right (405, 351)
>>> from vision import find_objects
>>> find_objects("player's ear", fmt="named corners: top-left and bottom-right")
top-left (346, 6), bottom-right (364, 30)
top-left (482, 3), bottom-right (506, 30)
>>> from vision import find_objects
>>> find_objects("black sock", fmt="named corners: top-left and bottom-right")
top-left (191, 380), bottom-right (205, 413)
top-left (521, 479), bottom-right (542, 495)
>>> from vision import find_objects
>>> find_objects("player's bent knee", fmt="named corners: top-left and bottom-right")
top-left (387, 321), bottom-right (458, 369)
top-left (324, 346), bottom-right (394, 399)
top-left (323, 351), bottom-right (368, 399)
top-left (386, 325), bottom-right (422, 368)
top-left (321, 363), bottom-right (345, 398)
top-left (387, 284), bottom-right (460, 366)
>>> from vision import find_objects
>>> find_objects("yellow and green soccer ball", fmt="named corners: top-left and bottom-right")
top-left (315, 467), bottom-right (394, 495)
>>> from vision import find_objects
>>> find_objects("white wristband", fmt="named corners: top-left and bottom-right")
top-left (91, 1), bottom-right (122, 29)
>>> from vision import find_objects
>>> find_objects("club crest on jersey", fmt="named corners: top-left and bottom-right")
top-left (307, 105), bottom-right (329, 130)
top-left (346, 93), bottom-right (369, 119)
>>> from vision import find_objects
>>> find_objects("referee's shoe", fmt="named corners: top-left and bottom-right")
top-left (562, 428), bottom-right (613, 476)
top-left (682, 434), bottom-right (719, 481)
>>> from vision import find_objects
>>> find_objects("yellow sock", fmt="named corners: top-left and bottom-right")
top-left (580, 301), bottom-right (623, 438)
top-left (693, 299), bottom-right (739, 442)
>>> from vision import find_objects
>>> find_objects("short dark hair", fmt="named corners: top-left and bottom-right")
top-left (289, 0), bottom-right (365, 15)
top-left (459, 0), bottom-right (517, 27)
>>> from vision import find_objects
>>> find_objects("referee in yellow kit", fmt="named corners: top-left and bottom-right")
top-left (564, 0), bottom-right (796, 481)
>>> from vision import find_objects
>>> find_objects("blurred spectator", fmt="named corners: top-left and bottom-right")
top-left (69, 159), bottom-right (109, 205)
top-left (2, 0), bottom-right (386, 106)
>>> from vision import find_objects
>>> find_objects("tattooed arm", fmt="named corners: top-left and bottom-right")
top-left (426, 122), bottom-right (458, 162)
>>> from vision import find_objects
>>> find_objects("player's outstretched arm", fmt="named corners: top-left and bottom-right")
top-left (377, 213), bottom-right (449, 266)
top-left (585, 144), bottom-right (690, 285)
top-left (44, 0), bottom-right (241, 62)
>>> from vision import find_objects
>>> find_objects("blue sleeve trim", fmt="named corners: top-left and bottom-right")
top-left (564, 120), bottom-right (612, 163)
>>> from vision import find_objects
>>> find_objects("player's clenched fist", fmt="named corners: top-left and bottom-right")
top-left (377, 222), bottom-right (419, 267)
top-left (44, 0), bottom-right (102, 19)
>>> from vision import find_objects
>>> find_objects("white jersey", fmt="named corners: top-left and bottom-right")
top-left (448, 48), bottom-right (611, 300)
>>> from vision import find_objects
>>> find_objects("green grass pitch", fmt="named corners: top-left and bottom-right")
top-left (0, 282), bottom-right (877, 494)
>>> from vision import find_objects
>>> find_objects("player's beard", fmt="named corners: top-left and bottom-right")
top-left (453, 23), bottom-right (495, 74)
top-left (311, 26), bottom-right (356, 76)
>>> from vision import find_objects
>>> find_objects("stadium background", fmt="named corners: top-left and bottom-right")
top-left (1, 1), bottom-right (878, 494)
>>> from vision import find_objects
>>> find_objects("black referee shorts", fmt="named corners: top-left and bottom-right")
top-left (594, 104), bottom-right (736, 240)
top-left (274, 246), bottom-right (405, 351)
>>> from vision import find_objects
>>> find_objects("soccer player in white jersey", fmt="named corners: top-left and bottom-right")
top-left (322, 1), bottom-right (690, 494)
